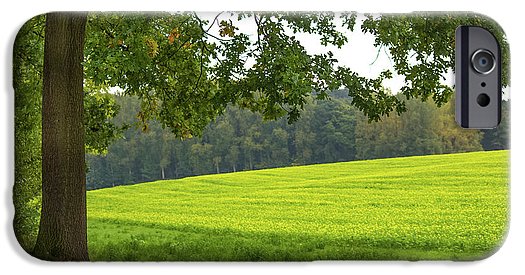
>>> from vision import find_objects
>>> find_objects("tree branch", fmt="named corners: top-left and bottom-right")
top-left (254, 14), bottom-right (263, 51)
top-left (193, 12), bottom-right (233, 42)
top-left (205, 12), bottom-right (224, 33)
top-left (192, 40), bottom-right (205, 94)
top-left (369, 45), bottom-right (383, 66)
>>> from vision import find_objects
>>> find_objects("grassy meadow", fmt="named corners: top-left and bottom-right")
top-left (86, 150), bottom-right (509, 261)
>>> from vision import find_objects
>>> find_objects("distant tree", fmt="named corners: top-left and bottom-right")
top-left (190, 143), bottom-right (214, 175)
top-left (397, 97), bottom-right (443, 156)
top-left (208, 119), bottom-right (236, 173)
top-left (290, 103), bottom-right (316, 165)
top-left (227, 145), bottom-right (240, 172)
top-left (159, 131), bottom-right (175, 179)
top-left (436, 97), bottom-right (484, 153)
top-left (265, 127), bottom-right (290, 167)
top-left (315, 99), bottom-right (357, 162)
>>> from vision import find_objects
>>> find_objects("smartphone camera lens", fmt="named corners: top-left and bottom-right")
top-left (471, 49), bottom-right (495, 74)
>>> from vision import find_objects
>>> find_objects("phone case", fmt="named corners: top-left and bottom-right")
top-left (13, 11), bottom-right (509, 261)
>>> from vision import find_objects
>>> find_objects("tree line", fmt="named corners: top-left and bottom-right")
top-left (86, 91), bottom-right (509, 190)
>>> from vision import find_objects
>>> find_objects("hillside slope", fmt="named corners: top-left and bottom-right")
top-left (87, 150), bottom-right (509, 261)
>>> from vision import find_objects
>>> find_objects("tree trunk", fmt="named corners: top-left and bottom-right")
top-left (33, 12), bottom-right (88, 261)
top-left (161, 166), bottom-right (165, 179)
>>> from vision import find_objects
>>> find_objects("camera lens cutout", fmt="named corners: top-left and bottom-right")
top-left (477, 93), bottom-right (490, 107)
top-left (471, 49), bottom-right (495, 75)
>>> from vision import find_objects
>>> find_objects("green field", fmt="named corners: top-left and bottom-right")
top-left (87, 150), bottom-right (509, 261)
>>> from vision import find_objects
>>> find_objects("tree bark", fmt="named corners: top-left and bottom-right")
top-left (33, 12), bottom-right (89, 261)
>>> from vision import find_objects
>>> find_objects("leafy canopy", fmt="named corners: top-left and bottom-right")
top-left (82, 12), bottom-right (508, 140)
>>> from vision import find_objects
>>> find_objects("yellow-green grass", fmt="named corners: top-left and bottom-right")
top-left (87, 150), bottom-right (509, 261)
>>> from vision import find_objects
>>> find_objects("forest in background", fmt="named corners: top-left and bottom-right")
top-left (86, 91), bottom-right (509, 190)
